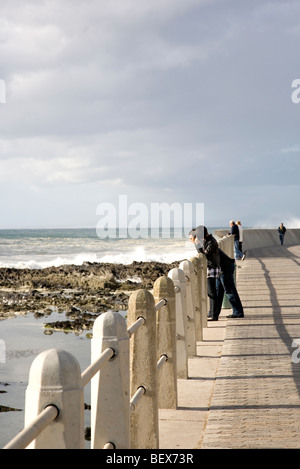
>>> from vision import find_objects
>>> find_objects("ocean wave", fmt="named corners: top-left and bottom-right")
top-left (0, 246), bottom-right (195, 269)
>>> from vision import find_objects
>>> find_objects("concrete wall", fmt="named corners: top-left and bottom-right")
top-left (214, 228), bottom-right (300, 251)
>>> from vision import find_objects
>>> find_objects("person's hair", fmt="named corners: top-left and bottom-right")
top-left (189, 226), bottom-right (208, 239)
top-left (194, 225), bottom-right (207, 239)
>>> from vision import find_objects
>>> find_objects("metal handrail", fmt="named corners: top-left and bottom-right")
top-left (130, 386), bottom-right (146, 413)
top-left (155, 298), bottom-right (167, 310)
top-left (3, 405), bottom-right (59, 450)
top-left (81, 347), bottom-right (115, 387)
top-left (4, 297), bottom-right (172, 449)
top-left (157, 354), bottom-right (168, 370)
top-left (127, 316), bottom-right (145, 337)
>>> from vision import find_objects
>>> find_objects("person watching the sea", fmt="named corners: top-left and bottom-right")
top-left (278, 223), bottom-right (287, 245)
top-left (189, 226), bottom-right (220, 321)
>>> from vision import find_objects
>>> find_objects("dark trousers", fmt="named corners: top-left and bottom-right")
top-left (216, 263), bottom-right (244, 317)
top-left (207, 277), bottom-right (219, 319)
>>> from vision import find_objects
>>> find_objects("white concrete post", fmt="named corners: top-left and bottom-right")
top-left (190, 256), bottom-right (203, 341)
top-left (168, 268), bottom-right (188, 379)
top-left (219, 235), bottom-right (234, 258)
top-left (179, 260), bottom-right (196, 356)
top-left (25, 348), bottom-right (84, 449)
top-left (153, 276), bottom-right (177, 409)
top-left (197, 253), bottom-right (208, 327)
top-left (218, 237), bottom-right (224, 253)
top-left (91, 311), bottom-right (130, 449)
top-left (229, 236), bottom-right (234, 258)
top-left (227, 235), bottom-right (234, 258)
top-left (127, 289), bottom-right (158, 449)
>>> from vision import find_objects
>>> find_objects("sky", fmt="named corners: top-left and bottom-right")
top-left (1, 0), bottom-right (300, 229)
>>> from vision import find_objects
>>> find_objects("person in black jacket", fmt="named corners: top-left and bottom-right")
top-left (189, 226), bottom-right (220, 321)
top-left (229, 220), bottom-right (244, 260)
top-left (278, 223), bottom-right (286, 245)
top-left (190, 226), bottom-right (244, 320)
top-left (217, 249), bottom-right (244, 318)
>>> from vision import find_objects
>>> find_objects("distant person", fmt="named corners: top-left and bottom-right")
top-left (237, 220), bottom-right (243, 252)
top-left (278, 223), bottom-right (287, 245)
top-left (189, 226), bottom-right (220, 321)
top-left (229, 220), bottom-right (245, 260)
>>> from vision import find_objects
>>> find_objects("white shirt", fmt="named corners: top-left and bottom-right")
top-left (238, 225), bottom-right (243, 242)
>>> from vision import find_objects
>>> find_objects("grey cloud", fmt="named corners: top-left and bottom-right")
top-left (0, 0), bottom-right (300, 227)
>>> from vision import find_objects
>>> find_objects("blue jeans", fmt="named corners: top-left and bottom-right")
top-left (234, 239), bottom-right (243, 259)
top-left (216, 263), bottom-right (244, 317)
top-left (207, 277), bottom-right (219, 319)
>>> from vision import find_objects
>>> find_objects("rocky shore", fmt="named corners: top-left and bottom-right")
top-left (0, 260), bottom-right (178, 332)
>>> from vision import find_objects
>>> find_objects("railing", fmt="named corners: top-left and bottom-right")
top-left (3, 236), bottom-right (234, 450)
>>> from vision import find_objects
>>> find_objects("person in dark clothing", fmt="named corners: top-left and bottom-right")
top-left (278, 223), bottom-right (286, 245)
top-left (189, 226), bottom-right (220, 321)
top-left (229, 220), bottom-right (244, 260)
top-left (217, 249), bottom-right (244, 318)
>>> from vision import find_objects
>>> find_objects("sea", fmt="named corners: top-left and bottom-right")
top-left (0, 227), bottom-right (224, 448)
top-left (0, 227), bottom-right (224, 269)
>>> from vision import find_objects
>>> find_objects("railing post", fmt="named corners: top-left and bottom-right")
top-left (190, 256), bottom-right (203, 341)
top-left (24, 348), bottom-right (84, 449)
top-left (197, 253), bottom-right (208, 327)
top-left (220, 234), bottom-right (234, 258)
top-left (127, 289), bottom-right (158, 449)
top-left (168, 268), bottom-right (188, 379)
top-left (153, 276), bottom-right (177, 409)
top-left (229, 235), bottom-right (234, 258)
top-left (179, 260), bottom-right (196, 356)
top-left (218, 236), bottom-right (225, 253)
top-left (91, 311), bottom-right (130, 449)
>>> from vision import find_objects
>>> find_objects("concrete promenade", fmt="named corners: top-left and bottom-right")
top-left (159, 244), bottom-right (300, 449)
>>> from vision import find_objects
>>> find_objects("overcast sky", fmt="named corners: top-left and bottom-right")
top-left (0, 0), bottom-right (300, 229)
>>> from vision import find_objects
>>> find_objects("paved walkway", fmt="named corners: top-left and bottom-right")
top-left (159, 244), bottom-right (300, 449)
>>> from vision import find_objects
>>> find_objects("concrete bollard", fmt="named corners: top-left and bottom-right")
top-left (153, 276), bottom-right (177, 409)
top-left (179, 260), bottom-right (196, 356)
top-left (218, 235), bottom-right (234, 258)
top-left (127, 289), bottom-right (159, 449)
top-left (197, 253), bottom-right (208, 327)
top-left (190, 256), bottom-right (203, 341)
top-left (91, 311), bottom-right (130, 449)
top-left (25, 348), bottom-right (84, 449)
top-left (168, 268), bottom-right (188, 379)
top-left (227, 235), bottom-right (234, 258)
